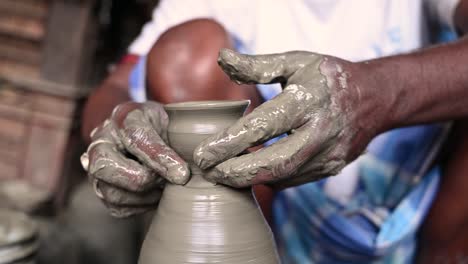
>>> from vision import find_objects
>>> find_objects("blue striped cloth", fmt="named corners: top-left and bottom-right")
top-left (129, 56), bottom-right (147, 103)
top-left (272, 124), bottom-right (449, 264)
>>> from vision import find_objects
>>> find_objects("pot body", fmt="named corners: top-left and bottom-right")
top-left (138, 101), bottom-right (279, 264)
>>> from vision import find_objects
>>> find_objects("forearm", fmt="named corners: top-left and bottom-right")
top-left (81, 62), bottom-right (135, 143)
top-left (360, 36), bottom-right (468, 131)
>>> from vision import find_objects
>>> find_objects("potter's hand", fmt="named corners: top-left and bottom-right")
top-left (194, 49), bottom-right (380, 188)
top-left (81, 102), bottom-right (189, 217)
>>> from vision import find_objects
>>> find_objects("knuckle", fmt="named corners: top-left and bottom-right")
top-left (122, 126), bottom-right (149, 146)
top-left (127, 168), bottom-right (155, 192)
top-left (142, 101), bottom-right (164, 116)
top-left (88, 152), bottom-right (115, 176)
top-left (227, 179), bottom-right (246, 188)
top-left (87, 159), bottom-right (106, 176)
top-left (216, 165), bottom-right (248, 188)
top-left (97, 185), bottom-right (117, 202)
top-left (80, 153), bottom-right (89, 172)
top-left (112, 102), bottom-right (140, 117)
top-left (243, 116), bottom-right (269, 142)
top-left (112, 103), bottom-right (143, 129)
top-left (90, 120), bottom-right (112, 140)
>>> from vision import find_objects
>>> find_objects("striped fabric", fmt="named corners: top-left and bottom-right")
top-left (272, 124), bottom-right (449, 264)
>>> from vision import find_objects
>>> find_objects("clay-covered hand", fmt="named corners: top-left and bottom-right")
top-left (194, 49), bottom-right (381, 188)
top-left (80, 102), bottom-right (189, 217)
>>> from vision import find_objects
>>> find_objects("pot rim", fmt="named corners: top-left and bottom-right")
top-left (164, 100), bottom-right (250, 111)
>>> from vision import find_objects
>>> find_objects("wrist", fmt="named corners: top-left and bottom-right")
top-left (354, 59), bottom-right (404, 133)
top-left (320, 56), bottom-right (392, 157)
top-left (344, 62), bottom-right (390, 136)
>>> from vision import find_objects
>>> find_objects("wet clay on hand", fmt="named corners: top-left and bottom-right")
top-left (138, 101), bottom-right (279, 264)
top-left (194, 49), bottom-right (376, 188)
top-left (80, 101), bottom-right (189, 218)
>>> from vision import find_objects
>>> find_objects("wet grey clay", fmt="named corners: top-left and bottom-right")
top-left (138, 100), bottom-right (279, 264)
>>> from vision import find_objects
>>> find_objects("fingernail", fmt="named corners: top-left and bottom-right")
top-left (167, 165), bottom-right (190, 185)
top-left (203, 167), bottom-right (248, 188)
top-left (203, 167), bottom-right (223, 183)
top-left (80, 153), bottom-right (89, 171)
top-left (194, 150), bottom-right (217, 170)
top-left (219, 48), bottom-right (232, 59)
top-left (93, 179), bottom-right (104, 199)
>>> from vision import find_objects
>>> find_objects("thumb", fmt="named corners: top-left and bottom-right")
top-left (217, 48), bottom-right (320, 85)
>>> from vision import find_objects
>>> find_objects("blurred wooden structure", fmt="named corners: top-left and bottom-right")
top-left (0, 0), bottom-right (96, 209)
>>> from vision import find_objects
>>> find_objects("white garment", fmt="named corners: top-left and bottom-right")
top-left (127, 0), bottom-right (460, 201)
top-left (129, 0), bottom-right (459, 61)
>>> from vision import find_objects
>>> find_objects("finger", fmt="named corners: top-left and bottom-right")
top-left (194, 84), bottom-right (311, 169)
top-left (114, 104), bottom-right (190, 185)
top-left (81, 120), bottom-right (116, 172)
top-left (218, 48), bottom-right (320, 85)
top-left (93, 179), bottom-right (163, 206)
top-left (80, 152), bottom-right (90, 172)
top-left (102, 201), bottom-right (155, 218)
top-left (111, 102), bottom-right (167, 139)
top-left (88, 141), bottom-right (161, 192)
top-left (203, 118), bottom-right (334, 188)
top-left (272, 151), bottom-right (345, 190)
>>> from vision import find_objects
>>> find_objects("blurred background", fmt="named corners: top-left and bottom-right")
top-left (0, 0), bottom-right (158, 263)
top-left (0, 0), bottom-right (462, 263)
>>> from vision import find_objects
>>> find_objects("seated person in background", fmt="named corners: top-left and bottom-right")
top-left (82, 0), bottom-right (468, 263)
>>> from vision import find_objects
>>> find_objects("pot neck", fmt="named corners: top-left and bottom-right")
top-left (184, 164), bottom-right (218, 188)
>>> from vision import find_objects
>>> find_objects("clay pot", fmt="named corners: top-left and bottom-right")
top-left (0, 209), bottom-right (38, 264)
top-left (138, 101), bottom-right (279, 264)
